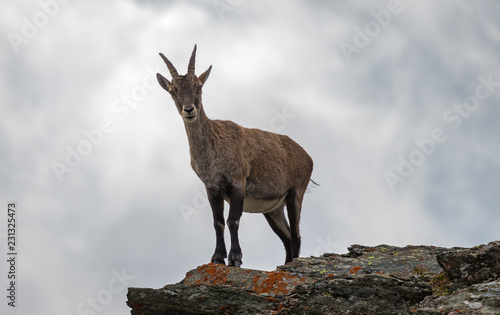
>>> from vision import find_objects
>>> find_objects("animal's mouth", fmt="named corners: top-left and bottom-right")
top-left (183, 115), bottom-right (197, 122)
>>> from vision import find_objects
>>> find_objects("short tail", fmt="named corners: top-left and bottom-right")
top-left (306, 179), bottom-right (320, 193)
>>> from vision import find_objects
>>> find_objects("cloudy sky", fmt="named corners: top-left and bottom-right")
top-left (1, 0), bottom-right (499, 314)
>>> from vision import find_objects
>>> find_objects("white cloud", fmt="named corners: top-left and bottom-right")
top-left (1, 1), bottom-right (499, 314)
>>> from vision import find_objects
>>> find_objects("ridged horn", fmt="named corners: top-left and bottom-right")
top-left (187, 44), bottom-right (197, 75)
top-left (159, 53), bottom-right (179, 79)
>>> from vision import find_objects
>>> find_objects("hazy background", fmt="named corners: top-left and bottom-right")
top-left (1, 1), bottom-right (499, 314)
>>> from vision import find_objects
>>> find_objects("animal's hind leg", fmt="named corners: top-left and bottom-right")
top-left (263, 205), bottom-right (292, 264)
top-left (227, 184), bottom-right (245, 267)
top-left (286, 189), bottom-right (303, 260)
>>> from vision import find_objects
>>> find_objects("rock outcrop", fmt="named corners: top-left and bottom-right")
top-left (127, 241), bottom-right (500, 314)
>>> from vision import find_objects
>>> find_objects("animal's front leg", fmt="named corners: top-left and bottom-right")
top-left (227, 185), bottom-right (245, 267)
top-left (207, 191), bottom-right (226, 264)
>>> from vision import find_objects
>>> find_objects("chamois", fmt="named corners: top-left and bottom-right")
top-left (157, 45), bottom-right (314, 267)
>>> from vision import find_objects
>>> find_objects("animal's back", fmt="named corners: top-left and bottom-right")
top-left (211, 120), bottom-right (313, 204)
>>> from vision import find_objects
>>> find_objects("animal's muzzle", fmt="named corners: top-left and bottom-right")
top-left (182, 105), bottom-right (198, 122)
top-left (183, 105), bottom-right (195, 114)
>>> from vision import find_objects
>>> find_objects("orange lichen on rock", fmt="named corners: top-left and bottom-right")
top-left (251, 270), bottom-right (304, 295)
top-left (183, 263), bottom-right (231, 286)
top-left (350, 266), bottom-right (362, 274)
top-left (326, 273), bottom-right (336, 279)
top-left (181, 263), bottom-right (308, 296)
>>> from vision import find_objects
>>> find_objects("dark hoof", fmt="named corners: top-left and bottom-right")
top-left (210, 258), bottom-right (226, 265)
top-left (228, 252), bottom-right (242, 267)
top-left (228, 259), bottom-right (242, 267)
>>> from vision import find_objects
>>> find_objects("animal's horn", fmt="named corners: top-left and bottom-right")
top-left (159, 53), bottom-right (179, 79)
top-left (187, 44), bottom-right (197, 75)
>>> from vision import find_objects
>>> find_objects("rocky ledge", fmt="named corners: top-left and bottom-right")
top-left (127, 241), bottom-right (500, 314)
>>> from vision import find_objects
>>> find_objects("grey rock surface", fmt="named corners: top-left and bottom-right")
top-left (127, 242), bottom-right (500, 314)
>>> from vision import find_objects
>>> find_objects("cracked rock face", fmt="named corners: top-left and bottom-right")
top-left (416, 280), bottom-right (500, 315)
top-left (437, 241), bottom-right (500, 287)
top-left (127, 242), bottom-right (500, 315)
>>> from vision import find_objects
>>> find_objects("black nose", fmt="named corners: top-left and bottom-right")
top-left (184, 106), bottom-right (195, 114)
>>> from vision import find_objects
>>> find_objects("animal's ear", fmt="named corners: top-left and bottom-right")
top-left (157, 73), bottom-right (171, 91)
top-left (198, 65), bottom-right (212, 86)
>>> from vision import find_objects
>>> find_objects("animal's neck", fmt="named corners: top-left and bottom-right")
top-left (184, 106), bottom-right (213, 159)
